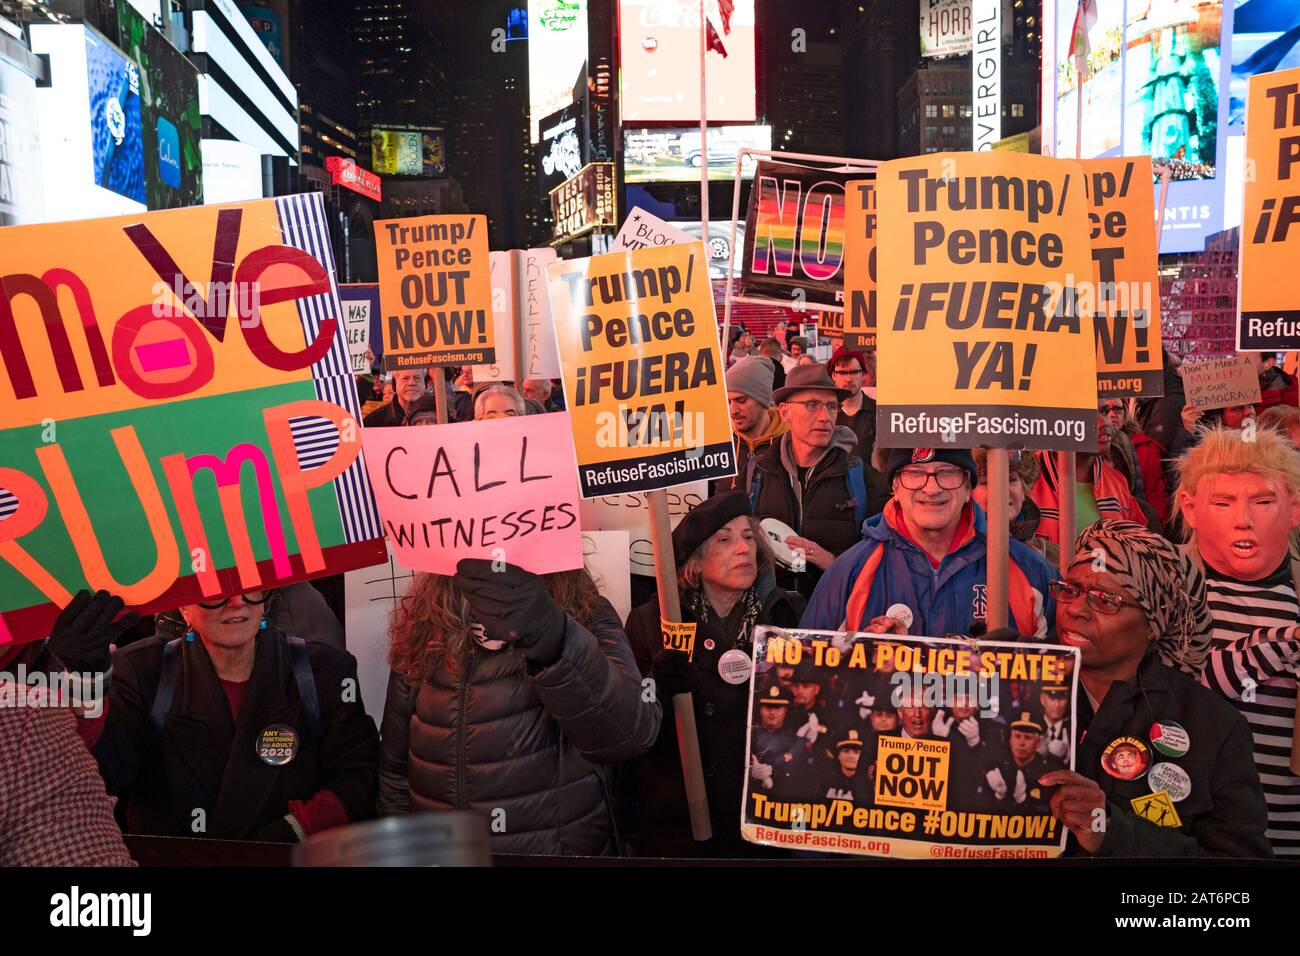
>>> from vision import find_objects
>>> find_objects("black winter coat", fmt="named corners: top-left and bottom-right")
top-left (1077, 652), bottom-right (1271, 859)
top-left (625, 577), bottom-right (805, 857)
top-left (377, 597), bottom-right (660, 855)
top-left (94, 627), bottom-right (379, 840)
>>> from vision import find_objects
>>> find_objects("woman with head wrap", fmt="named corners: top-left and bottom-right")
top-left (1039, 519), bottom-right (1271, 858)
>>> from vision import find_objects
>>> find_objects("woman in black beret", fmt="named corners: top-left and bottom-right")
top-left (624, 491), bottom-right (805, 857)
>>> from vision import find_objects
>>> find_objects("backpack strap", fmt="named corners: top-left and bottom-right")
top-left (746, 455), bottom-right (762, 510)
top-left (148, 637), bottom-right (183, 737)
top-left (848, 461), bottom-right (869, 527)
top-left (288, 636), bottom-right (322, 738)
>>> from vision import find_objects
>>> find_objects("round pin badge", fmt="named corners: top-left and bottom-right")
top-left (885, 603), bottom-right (914, 630)
top-left (1149, 721), bottom-right (1190, 758)
top-left (256, 724), bottom-right (299, 766)
top-left (1148, 762), bottom-right (1192, 802)
top-left (717, 648), bottom-right (753, 685)
top-left (703, 638), bottom-right (716, 652)
top-left (1100, 735), bottom-right (1151, 780)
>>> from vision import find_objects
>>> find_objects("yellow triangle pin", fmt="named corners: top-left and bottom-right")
top-left (1130, 790), bottom-right (1182, 828)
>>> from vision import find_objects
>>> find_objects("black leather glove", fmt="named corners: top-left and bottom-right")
top-left (455, 559), bottom-right (566, 665)
top-left (651, 649), bottom-right (698, 699)
top-left (47, 589), bottom-right (141, 673)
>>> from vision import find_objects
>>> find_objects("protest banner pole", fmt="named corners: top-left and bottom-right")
top-left (698, 0), bottom-right (708, 234)
top-left (648, 488), bottom-right (712, 840)
top-left (1057, 49), bottom-right (1088, 573)
top-left (434, 367), bottom-right (449, 424)
top-left (721, 151), bottom-right (745, 356)
top-left (721, 149), bottom-right (879, 352)
top-left (985, 448), bottom-right (1010, 631)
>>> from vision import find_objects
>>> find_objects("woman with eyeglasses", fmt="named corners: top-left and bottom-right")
top-left (91, 588), bottom-right (380, 844)
top-left (1040, 520), bottom-right (1270, 858)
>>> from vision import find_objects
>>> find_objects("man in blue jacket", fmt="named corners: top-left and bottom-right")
top-left (801, 448), bottom-right (1057, 640)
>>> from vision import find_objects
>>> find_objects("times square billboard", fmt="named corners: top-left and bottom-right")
top-left (1041, 0), bottom-right (1300, 254)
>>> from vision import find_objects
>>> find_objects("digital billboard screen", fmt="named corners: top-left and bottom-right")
top-left (119, 2), bottom-right (204, 209)
top-left (1228, 0), bottom-right (1300, 129)
top-left (372, 127), bottom-right (445, 176)
top-left (623, 125), bottom-right (771, 182)
top-left (1044, 0), bottom-right (1228, 253)
top-left (618, 0), bottom-right (757, 123)
top-left (537, 101), bottom-right (588, 196)
top-left (528, 0), bottom-right (589, 142)
top-left (86, 30), bottom-right (146, 206)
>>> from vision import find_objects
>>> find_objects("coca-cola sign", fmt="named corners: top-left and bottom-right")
top-left (618, 0), bottom-right (755, 123)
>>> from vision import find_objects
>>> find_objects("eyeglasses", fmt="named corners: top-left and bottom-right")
top-left (896, 467), bottom-right (967, 491)
top-left (831, 366), bottom-right (864, 377)
top-left (196, 590), bottom-right (272, 610)
top-left (1048, 580), bottom-right (1134, 615)
top-left (789, 400), bottom-right (840, 416)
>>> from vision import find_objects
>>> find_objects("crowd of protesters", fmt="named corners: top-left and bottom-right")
top-left (3, 326), bottom-right (1299, 866)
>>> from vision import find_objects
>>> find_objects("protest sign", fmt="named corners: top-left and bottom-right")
top-left (613, 207), bottom-right (695, 254)
top-left (345, 530), bottom-right (631, 723)
top-left (0, 195), bottom-right (386, 645)
top-left (473, 251), bottom-right (518, 382)
top-left (1080, 157), bottom-right (1164, 398)
top-left (580, 530), bottom-right (631, 622)
top-left (1238, 66), bottom-right (1300, 351)
top-left (842, 178), bottom-right (878, 349)
top-left (1180, 355), bottom-right (1262, 411)
top-left (548, 242), bottom-right (736, 497)
top-left (339, 284), bottom-right (382, 371)
top-left (339, 285), bottom-right (379, 374)
top-left (343, 543), bottom-right (416, 725)
top-left (875, 152), bottom-right (1098, 452)
top-left (374, 213), bottom-right (495, 370)
top-left (742, 627), bottom-right (1078, 859)
top-left (578, 481), bottom-right (707, 576)
top-left (361, 412), bottom-right (583, 575)
top-left (739, 160), bottom-right (857, 310)
top-left (520, 248), bottom-right (562, 380)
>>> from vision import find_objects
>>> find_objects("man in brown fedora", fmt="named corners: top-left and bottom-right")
top-left (745, 364), bottom-right (888, 599)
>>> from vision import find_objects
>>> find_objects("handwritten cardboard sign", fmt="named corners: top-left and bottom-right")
top-left (613, 207), bottom-right (695, 254)
top-left (1180, 355), bottom-right (1262, 411)
top-left (361, 412), bottom-right (583, 575)
top-left (578, 482), bottom-right (707, 576)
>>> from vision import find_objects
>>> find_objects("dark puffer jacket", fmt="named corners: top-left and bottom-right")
top-left (378, 597), bottom-right (660, 855)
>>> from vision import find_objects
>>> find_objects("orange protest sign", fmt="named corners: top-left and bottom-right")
top-left (661, 619), bottom-right (697, 661)
top-left (1238, 66), bottom-right (1300, 351)
top-left (547, 241), bottom-right (736, 497)
top-left (842, 178), bottom-right (878, 349)
top-left (374, 214), bottom-right (495, 369)
top-left (1081, 157), bottom-right (1164, 398)
top-left (875, 152), bottom-right (1097, 452)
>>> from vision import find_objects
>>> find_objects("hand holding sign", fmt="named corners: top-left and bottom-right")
top-left (456, 559), bottom-right (567, 664)
top-left (1042, 769), bottom-right (1107, 854)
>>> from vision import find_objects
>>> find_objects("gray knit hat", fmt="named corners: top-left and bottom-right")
top-left (726, 356), bottom-right (775, 407)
